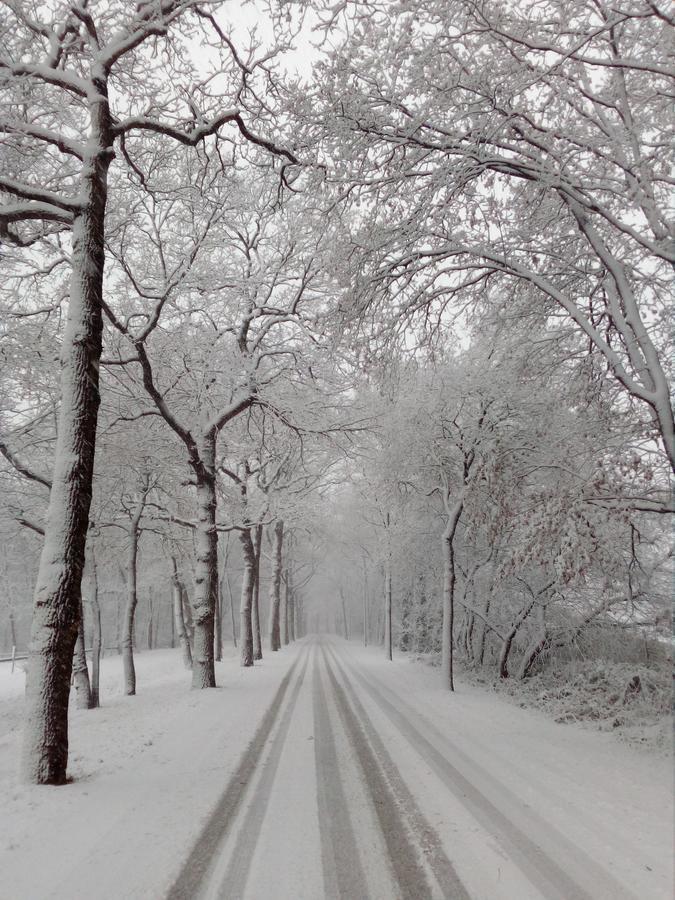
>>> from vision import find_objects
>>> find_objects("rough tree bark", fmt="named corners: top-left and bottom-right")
top-left (252, 524), bottom-right (263, 661)
top-left (171, 557), bottom-right (192, 669)
top-left (239, 527), bottom-right (256, 667)
top-left (88, 549), bottom-right (101, 710)
top-left (21, 89), bottom-right (112, 784)
top-left (269, 520), bottom-right (283, 651)
top-left (282, 568), bottom-right (290, 646)
top-left (181, 585), bottom-right (194, 653)
top-left (122, 484), bottom-right (148, 696)
top-left (191, 436), bottom-right (218, 688)
top-left (441, 497), bottom-right (464, 691)
top-left (214, 580), bottom-right (223, 662)
top-left (72, 596), bottom-right (93, 710)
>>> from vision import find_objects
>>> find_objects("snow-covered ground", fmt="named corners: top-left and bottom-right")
top-left (0, 639), bottom-right (672, 899)
top-left (0, 645), bottom-right (301, 900)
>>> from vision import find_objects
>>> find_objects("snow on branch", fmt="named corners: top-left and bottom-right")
top-left (114, 112), bottom-right (298, 163)
top-left (0, 177), bottom-right (82, 213)
top-left (0, 201), bottom-right (75, 226)
top-left (0, 437), bottom-right (52, 490)
top-left (209, 394), bottom-right (255, 433)
top-left (14, 513), bottom-right (46, 536)
top-left (0, 59), bottom-right (90, 98)
top-left (98, 0), bottom-right (201, 70)
top-left (399, 244), bottom-right (657, 408)
top-left (480, 18), bottom-right (675, 79)
top-left (0, 123), bottom-right (85, 160)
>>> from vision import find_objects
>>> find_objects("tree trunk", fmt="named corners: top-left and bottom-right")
top-left (181, 585), bottom-right (194, 651)
top-left (190, 440), bottom-right (218, 689)
top-left (169, 590), bottom-right (175, 649)
top-left (288, 567), bottom-right (296, 642)
top-left (252, 524), bottom-right (263, 660)
top-left (362, 558), bottom-right (368, 647)
top-left (154, 593), bottom-right (164, 649)
top-left (8, 606), bottom-right (17, 652)
top-left (146, 594), bottom-right (154, 650)
top-left (384, 564), bottom-right (393, 660)
top-left (89, 552), bottom-right (101, 710)
top-left (171, 558), bottom-right (192, 669)
top-left (226, 574), bottom-right (237, 648)
top-left (122, 490), bottom-right (146, 696)
top-left (466, 611), bottom-right (475, 661)
top-left (499, 600), bottom-right (536, 679)
top-left (384, 513), bottom-right (393, 660)
top-left (239, 528), bottom-right (256, 667)
top-left (519, 631), bottom-right (552, 679)
top-left (21, 102), bottom-right (113, 783)
top-left (282, 568), bottom-right (290, 646)
top-left (122, 556), bottom-right (137, 694)
top-left (220, 534), bottom-right (236, 647)
top-left (375, 575), bottom-right (384, 647)
top-left (340, 587), bottom-right (349, 640)
top-left (477, 593), bottom-right (491, 666)
top-left (214, 579), bottom-right (223, 662)
top-left (441, 497), bottom-right (464, 691)
top-left (72, 596), bottom-right (93, 710)
top-left (269, 520), bottom-right (283, 651)
top-left (115, 579), bottom-right (122, 655)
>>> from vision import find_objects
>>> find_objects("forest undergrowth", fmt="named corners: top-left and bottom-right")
top-left (414, 649), bottom-right (673, 753)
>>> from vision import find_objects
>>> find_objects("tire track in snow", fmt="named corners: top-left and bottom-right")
top-left (312, 643), bottom-right (370, 898)
top-left (321, 641), bottom-right (470, 900)
top-left (329, 639), bottom-right (637, 900)
top-left (209, 649), bottom-right (312, 898)
top-left (167, 644), bottom-right (309, 900)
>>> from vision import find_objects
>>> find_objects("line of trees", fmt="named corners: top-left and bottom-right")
top-left (0, 0), bottom-right (671, 785)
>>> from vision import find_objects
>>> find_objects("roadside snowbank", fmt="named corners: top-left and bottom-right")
top-left (0, 644), bottom-right (301, 900)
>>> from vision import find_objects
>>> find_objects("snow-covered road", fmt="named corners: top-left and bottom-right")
top-left (173, 638), bottom-right (467, 899)
top-left (0, 637), bottom-right (671, 899)
top-left (170, 636), bottom-right (671, 900)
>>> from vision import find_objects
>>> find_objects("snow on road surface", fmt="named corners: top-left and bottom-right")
top-left (0, 637), bottom-right (671, 899)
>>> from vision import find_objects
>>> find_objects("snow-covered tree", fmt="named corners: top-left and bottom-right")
top-left (315, 0), bottom-right (674, 474)
top-left (1, 0), bottom-right (297, 785)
